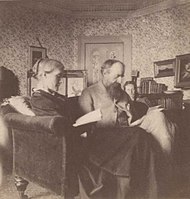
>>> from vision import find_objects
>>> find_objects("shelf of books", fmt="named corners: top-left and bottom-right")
top-left (139, 92), bottom-right (183, 110)
top-left (138, 77), bottom-right (167, 94)
top-left (138, 77), bottom-right (183, 110)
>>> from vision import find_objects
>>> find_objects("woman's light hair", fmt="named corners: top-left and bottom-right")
top-left (32, 58), bottom-right (64, 80)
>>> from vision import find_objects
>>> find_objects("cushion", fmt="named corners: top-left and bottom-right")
top-left (1, 96), bottom-right (35, 116)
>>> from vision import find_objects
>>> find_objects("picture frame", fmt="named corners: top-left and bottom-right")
top-left (78, 35), bottom-right (132, 86)
top-left (29, 46), bottom-right (47, 68)
top-left (60, 70), bottom-right (87, 97)
top-left (175, 53), bottom-right (190, 88)
top-left (154, 59), bottom-right (175, 78)
top-left (27, 46), bottom-right (47, 95)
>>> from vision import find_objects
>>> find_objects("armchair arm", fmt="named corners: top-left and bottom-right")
top-left (4, 112), bottom-right (69, 195)
top-left (4, 113), bottom-right (69, 136)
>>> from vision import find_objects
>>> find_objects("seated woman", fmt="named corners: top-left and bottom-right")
top-left (29, 58), bottom-right (80, 198)
top-left (30, 59), bottom-right (66, 116)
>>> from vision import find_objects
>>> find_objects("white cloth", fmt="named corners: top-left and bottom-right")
top-left (140, 110), bottom-right (176, 155)
top-left (2, 96), bottom-right (35, 116)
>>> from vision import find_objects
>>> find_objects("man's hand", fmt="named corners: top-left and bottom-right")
top-left (129, 116), bottom-right (146, 127)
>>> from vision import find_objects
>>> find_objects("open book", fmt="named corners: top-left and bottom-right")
top-left (129, 105), bottom-right (165, 127)
top-left (73, 105), bottom-right (164, 127)
top-left (73, 109), bottom-right (102, 127)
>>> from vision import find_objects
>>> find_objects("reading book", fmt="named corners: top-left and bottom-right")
top-left (130, 105), bottom-right (164, 127)
top-left (73, 105), bottom-right (164, 127)
top-left (73, 109), bottom-right (102, 127)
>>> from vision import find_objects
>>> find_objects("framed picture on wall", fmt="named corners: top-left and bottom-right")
top-left (154, 59), bottom-right (175, 78)
top-left (78, 35), bottom-right (132, 86)
top-left (175, 53), bottom-right (190, 88)
top-left (29, 46), bottom-right (47, 68)
top-left (27, 46), bottom-right (47, 95)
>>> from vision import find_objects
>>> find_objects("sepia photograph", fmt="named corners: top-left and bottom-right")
top-left (1, 1), bottom-right (190, 199)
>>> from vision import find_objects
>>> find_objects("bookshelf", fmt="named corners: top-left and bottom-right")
top-left (139, 92), bottom-right (183, 110)
top-left (138, 77), bottom-right (167, 94)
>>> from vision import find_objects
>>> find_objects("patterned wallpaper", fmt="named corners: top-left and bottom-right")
top-left (69, 3), bottom-right (190, 91)
top-left (0, 3), bottom-right (72, 95)
top-left (1, 2), bottom-right (190, 95)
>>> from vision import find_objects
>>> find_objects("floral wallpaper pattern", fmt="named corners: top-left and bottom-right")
top-left (1, 2), bottom-right (190, 95)
top-left (69, 4), bottom-right (190, 90)
top-left (0, 3), bottom-right (72, 95)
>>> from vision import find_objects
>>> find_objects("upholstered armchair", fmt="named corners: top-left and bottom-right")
top-left (2, 96), bottom-right (81, 199)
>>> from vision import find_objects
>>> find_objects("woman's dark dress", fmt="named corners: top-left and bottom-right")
top-left (31, 90), bottom-right (81, 197)
top-left (31, 89), bottom-right (68, 116)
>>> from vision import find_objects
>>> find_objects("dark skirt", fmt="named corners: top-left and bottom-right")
top-left (79, 126), bottom-right (157, 197)
top-left (89, 126), bottom-right (153, 176)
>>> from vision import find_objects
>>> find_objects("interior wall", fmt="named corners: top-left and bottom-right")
top-left (1, 2), bottom-right (190, 95)
top-left (0, 2), bottom-right (72, 95)
top-left (69, 3), bottom-right (190, 90)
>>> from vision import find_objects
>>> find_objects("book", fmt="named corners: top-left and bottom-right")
top-left (140, 77), bottom-right (153, 82)
top-left (73, 109), bottom-right (102, 127)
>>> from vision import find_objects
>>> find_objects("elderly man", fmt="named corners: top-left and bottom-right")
top-left (78, 59), bottom-right (159, 199)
